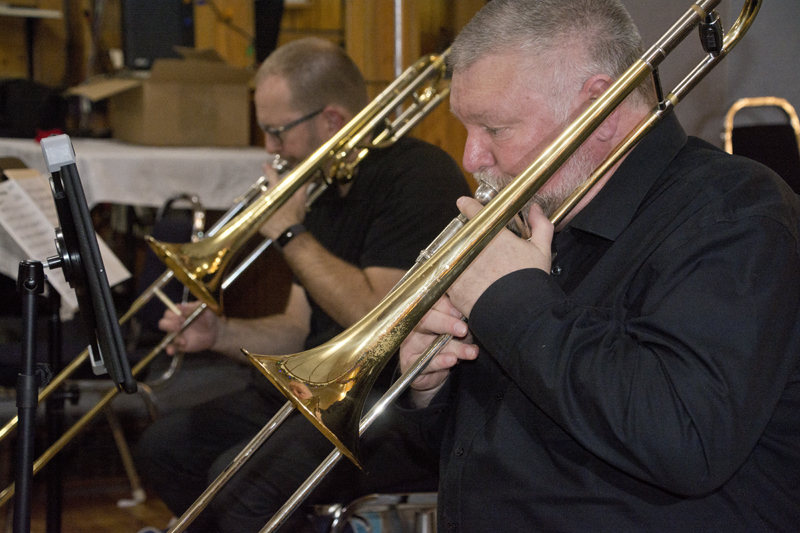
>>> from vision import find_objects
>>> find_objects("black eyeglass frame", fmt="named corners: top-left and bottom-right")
top-left (259, 108), bottom-right (324, 144)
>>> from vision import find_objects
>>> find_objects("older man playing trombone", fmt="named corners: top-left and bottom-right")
top-left (399, 0), bottom-right (800, 531)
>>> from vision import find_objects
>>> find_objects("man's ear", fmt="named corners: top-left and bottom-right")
top-left (320, 105), bottom-right (349, 135)
top-left (580, 74), bottom-right (619, 142)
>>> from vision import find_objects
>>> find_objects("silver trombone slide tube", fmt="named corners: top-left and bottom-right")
top-left (207, 175), bottom-right (270, 235)
top-left (260, 331), bottom-right (452, 532)
top-left (0, 269), bottom-right (174, 445)
top-left (165, 179), bottom-right (489, 532)
top-left (206, 155), bottom-right (285, 235)
top-left (257, 98), bottom-right (682, 529)
top-left (0, 304), bottom-right (208, 507)
top-left (166, 212), bottom-right (468, 532)
top-left (167, 402), bottom-right (296, 533)
top-left (157, 48), bottom-right (454, 530)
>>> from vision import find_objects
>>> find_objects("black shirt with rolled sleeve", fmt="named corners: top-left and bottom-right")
top-left (303, 135), bottom-right (472, 350)
top-left (413, 112), bottom-right (800, 532)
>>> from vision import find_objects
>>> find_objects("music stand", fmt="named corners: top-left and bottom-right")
top-left (13, 135), bottom-right (135, 533)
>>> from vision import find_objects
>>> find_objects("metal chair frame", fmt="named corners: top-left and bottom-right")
top-left (723, 96), bottom-right (800, 154)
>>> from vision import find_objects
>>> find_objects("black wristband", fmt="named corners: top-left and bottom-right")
top-left (276, 223), bottom-right (307, 250)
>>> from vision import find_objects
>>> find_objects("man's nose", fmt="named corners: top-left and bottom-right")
top-left (264, 135), bottom-right (281, 155)
top-left (462, 133), bottom-right (495, 174)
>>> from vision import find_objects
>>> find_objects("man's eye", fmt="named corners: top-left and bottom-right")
top-left (485, 126), bottom-right (510, 139)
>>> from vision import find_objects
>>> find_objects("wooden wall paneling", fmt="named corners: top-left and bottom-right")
top-left (416, 0), bottom-right (448, 54)
top-left (344, 0), bottom-right (394, 100)
top-left (399, 0), bottom-right (420, 72)
top-left (341, 0), bottom-right (486, 185)
top-left (0, 17), bottom-right (28, 79)
top-left (278, 0), bottom-right (344, 47)
top-left (89, 0), bottom-right (122, 76)
top-left (405, 0), bottom-right (452, 162)
top-left (194, 0), bottom-right (256, 69)
top-left (450, 0), bottom-right (487, 36)
top-left (0, 0), bottom-right (68, 85)
top-left (405, 0), bottom-right (486, 187)
top-left (0, 0), bottom-right (39, 78)
top-left (63, 0), bottom-right (88, 86)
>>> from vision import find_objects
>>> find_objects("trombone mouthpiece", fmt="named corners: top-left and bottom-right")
top-left (271, 154), bottom-right (290, 173)
top-left (473, 180), bottom-right (499, 204)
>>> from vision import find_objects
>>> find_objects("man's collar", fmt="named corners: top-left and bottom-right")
top-left (567, 111), bottom-right (688, 241)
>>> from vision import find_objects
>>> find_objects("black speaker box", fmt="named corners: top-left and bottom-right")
top-left (254, 0), bottom-right (284, 62)
top-left (121, 0), bottom-right (195, 70)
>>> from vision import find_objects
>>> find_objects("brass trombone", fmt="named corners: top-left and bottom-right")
top-left (241, 1), bottom-right (761, 530)
top-left (0, 47), bottom-right (452, 508)
top-left (145, 47), bottom-right (452, 316)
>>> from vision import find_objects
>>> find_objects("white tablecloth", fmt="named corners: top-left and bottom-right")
top-left (1, 137), bottom-right (269, 209)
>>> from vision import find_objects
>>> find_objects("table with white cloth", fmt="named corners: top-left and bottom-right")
top-left (0, 137), bottom-right (269, 209)
top-left (0, 137), bottom-right (275, 309)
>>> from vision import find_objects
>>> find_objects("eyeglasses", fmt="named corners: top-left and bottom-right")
top-left (259, 108), bottom-right (324, 144)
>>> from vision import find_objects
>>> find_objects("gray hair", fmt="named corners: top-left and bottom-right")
top-left (255, 37), bottom-right (369, 115)
top-left (449, 0), bottom-right (656, 121)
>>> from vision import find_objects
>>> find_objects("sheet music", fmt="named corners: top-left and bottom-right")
top-left (0, 169), bottom-right (131, 317)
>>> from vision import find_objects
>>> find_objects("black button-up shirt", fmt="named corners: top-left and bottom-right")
top-left (412, 113), bottom-right (800, 531)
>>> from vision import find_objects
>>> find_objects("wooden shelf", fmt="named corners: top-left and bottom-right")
top-left (0, 4), bottom-right (62, 19)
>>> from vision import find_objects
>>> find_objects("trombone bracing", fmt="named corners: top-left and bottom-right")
top-left (0, 48), bottom-right (452, 508)
top-left (242, 1), bottom-right (761, 531)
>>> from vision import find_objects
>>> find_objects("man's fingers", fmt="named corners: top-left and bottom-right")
top-left (417, 307), bottom-right (468, 338)
top-left (526, 203), bottom-right (554, 250)
top-left (262, 164), bottom-right (281, 186)
top-left (456, 196), bottom-right (484, 220)
top-left (158, 315), bottom-right (179, 332)
top-left (432, 294), bottom-right (465, 320)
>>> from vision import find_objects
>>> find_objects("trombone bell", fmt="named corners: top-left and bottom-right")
top-left (145, 236), bottom-right (229, 315)
top-left (245, 344), bottom-right (391, 469)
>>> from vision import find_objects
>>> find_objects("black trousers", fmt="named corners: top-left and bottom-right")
top-left (134, 374), bottom-right (438, 532)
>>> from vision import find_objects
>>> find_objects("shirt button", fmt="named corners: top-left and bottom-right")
top-left (448, 524), bottom-right (457, 532)
top-left (495, 392), bottom-right (504, 401)
top-left (551, 264), bottom-right (563, 275)
top-left (454, 446), bottom-right (464, 457)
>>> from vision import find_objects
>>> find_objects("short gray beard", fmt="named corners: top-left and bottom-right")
top-left (473, 145), bottom-right (596, 235)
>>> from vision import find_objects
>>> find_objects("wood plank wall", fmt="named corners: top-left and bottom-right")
top-left (0, 0), bottom-right (486, 178)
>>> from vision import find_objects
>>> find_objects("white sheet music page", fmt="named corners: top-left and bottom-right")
top-left (0, 169), bottom-right (131, 317)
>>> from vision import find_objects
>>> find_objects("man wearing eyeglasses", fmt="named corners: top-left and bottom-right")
top-left (135, 38), bottom-right (469, 533)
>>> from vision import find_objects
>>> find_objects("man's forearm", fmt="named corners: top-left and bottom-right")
top-left (213, 314), bottom-right (308, 364)
top-left (280, 233), bottom-right (402, 327)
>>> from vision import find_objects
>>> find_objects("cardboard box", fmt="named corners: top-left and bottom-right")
top-left (67, 50), bottom-right (253, 147)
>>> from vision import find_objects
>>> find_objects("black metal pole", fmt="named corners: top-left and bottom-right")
top-left (15, 260), bottom-right (45, 533)
top-left (45, 287), bottom-right (63, 533)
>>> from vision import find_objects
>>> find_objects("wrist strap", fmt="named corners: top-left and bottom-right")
top-left (276, 223), bottom-right (307, 250)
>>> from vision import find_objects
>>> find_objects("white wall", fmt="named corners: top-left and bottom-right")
top-left (625, 0), bottom-right (800, 147)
